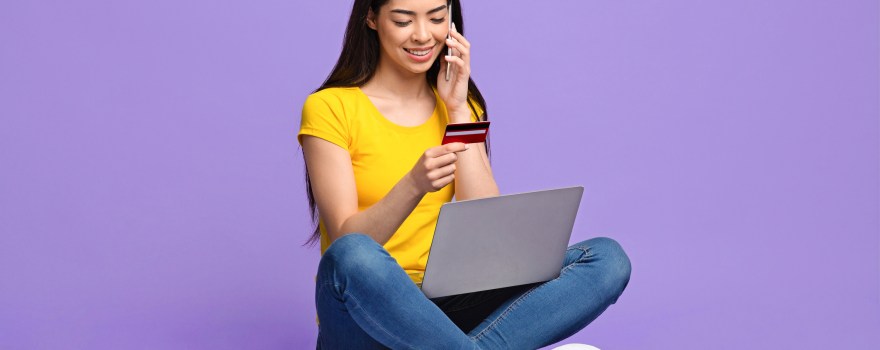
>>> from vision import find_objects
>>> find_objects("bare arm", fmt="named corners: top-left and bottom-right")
top-left (451, 139), bottom-right (499, 201)
top-left (338, 175), bottom-right (425, 245)
top-left (302, 135), bottom-right (466, 245)
top-left (441, 23), bottom-right (500, 201)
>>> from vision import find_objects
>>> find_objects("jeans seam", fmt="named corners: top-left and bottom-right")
top-left (344, 290), bottom-right (411, 349)
top-left (470, 284), bottom-right (541, 341)
top-left (558, 248), bottom-right (592, 277)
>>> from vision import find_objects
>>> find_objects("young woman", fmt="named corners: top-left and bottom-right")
top-left (297, 1), bottom-right (632, 348)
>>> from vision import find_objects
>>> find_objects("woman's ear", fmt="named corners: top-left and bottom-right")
top-left (366, 8), bottom-right (378, 30)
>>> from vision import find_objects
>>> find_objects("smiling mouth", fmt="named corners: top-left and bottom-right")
top-left (404, 47), bottom-right (433, 56)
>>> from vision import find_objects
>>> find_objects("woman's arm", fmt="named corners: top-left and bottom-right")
top-left (451, 140), bottom-right (499, 201)
top-left (439, 23), bottom-right (500, 201)
top-left (302, 135), bottom-right (467, 245)
top-left (302, 135), bottom-right (423, 245)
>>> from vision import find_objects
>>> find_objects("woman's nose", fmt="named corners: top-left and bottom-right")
top-left (411, 21), bottom-right (431, 43)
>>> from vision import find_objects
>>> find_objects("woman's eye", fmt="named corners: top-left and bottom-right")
top-left (392, 18), bottom-right (444, 27)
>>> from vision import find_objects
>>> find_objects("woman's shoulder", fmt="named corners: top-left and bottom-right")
top-left (306, 86), bottom-right (362, 106)
top-left (301, 87), bottom-right (366, 126)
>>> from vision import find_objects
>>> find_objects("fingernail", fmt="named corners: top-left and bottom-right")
top-left (452, 23), bottom-right (457, 31)
top-left (465, 144), bottom-right (470, 150)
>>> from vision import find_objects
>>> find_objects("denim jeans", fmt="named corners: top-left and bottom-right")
top-left (315, 233), bottom-right (632, 349)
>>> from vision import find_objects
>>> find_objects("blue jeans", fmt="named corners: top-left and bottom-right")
top-left (315, 234), bottom-right (632, 349)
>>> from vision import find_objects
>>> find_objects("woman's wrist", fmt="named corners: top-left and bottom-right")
top-left (402, 171), bottom-right (428, 197)
top-left (447, 106), bottom-right (471, 124)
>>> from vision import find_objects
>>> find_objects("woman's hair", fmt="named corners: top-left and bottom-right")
top-left (303, 0), bottom-right (491, 246)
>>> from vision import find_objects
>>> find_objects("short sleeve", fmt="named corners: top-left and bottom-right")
top-left (298, 93), bottom-right (350, 150)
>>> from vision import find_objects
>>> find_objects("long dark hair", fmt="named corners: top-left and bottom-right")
top-left (302, 0), bottom-right (490, 246)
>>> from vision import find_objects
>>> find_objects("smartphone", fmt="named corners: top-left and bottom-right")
top-left (445, 2), bottom-right (453, 81)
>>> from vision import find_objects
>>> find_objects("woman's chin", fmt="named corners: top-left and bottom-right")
top-left (399, 62), bottom-right (436, 75)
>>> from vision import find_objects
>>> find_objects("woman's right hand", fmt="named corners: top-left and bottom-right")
top-left (407, 143), bottom-right (469, 194)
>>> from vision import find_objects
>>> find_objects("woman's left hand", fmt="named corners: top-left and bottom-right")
top-left (437, 23), bottom-right (472, 124)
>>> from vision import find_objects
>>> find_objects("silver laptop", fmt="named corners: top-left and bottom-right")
top-left (420, 186), bottom-right (584, 298)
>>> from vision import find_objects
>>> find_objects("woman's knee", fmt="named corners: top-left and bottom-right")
top-left (588, 237), bottom-right (632, 293)
top-left (319, 233), bottom-right (389, 278)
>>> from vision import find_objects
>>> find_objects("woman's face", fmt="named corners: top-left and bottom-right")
top-left (367, 0), bottom-right (450, 75)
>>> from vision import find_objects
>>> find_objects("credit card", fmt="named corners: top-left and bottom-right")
top-left (441, 121), bottom-right (490, 145)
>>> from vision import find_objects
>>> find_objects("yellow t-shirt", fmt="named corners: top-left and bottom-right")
top-left (297, 86), bottom-right (483, 285)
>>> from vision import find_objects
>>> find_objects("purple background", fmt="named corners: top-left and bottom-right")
top-left (1, 0), bottom-right (878, 348)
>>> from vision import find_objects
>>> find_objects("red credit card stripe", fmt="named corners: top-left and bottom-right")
top-left (446, 130), bottom-right (487, 136)
top-left (442, 134), bottom-right (486, 144)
